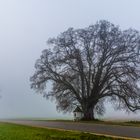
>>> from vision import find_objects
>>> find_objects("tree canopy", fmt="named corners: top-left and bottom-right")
top-left (30, 20), bottom-right (140, 120)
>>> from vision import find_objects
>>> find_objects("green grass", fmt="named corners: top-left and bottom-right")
top-left (125, 120), bottom-right (140, 124)
top-left (40, 119), bottom-right (140, 127)
top-left (0, 122), bottom-right (123, 140)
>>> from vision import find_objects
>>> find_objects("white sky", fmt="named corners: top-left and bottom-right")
top-left (0, 0), bottom-right (140, 120)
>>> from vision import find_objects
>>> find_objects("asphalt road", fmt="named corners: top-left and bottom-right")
top-left (1, 120), bottom-right (140, 139)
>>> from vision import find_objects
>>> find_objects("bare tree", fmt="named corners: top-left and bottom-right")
top-left (30, 20), bottom-right (140, 120)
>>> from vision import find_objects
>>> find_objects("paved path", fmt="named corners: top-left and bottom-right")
top-left (1, 120), bottom-right (140, 139)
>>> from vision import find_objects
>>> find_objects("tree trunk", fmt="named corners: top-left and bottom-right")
top-left (83, 106), bottom-right (95, 120)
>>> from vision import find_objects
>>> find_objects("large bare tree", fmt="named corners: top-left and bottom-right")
top-left (30, 20), bottom-right (140, 120)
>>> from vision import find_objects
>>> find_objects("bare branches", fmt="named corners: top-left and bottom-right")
top-left (30, 20), bottom-right (140, 119)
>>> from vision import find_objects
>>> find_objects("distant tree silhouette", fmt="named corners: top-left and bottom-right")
top-left (30, 20), bottom-right (140, 120)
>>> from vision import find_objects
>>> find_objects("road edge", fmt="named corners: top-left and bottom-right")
top-left (2, 121), bottom-right (139, 140)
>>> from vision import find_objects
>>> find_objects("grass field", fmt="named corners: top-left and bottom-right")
top-left (0, 122), bottom-right (124, 140)
top-left (35, 119), bottom-right (140, 127)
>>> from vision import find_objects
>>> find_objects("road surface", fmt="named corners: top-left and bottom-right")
top-left (1, 120), bottom-right (140, 139)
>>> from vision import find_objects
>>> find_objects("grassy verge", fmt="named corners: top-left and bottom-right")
top-left (0, 122), bottom-right (124, 140)
top-left (40, 119), bottom-right (140, 127)
top-left (78, 120), bottom-right (140, 127)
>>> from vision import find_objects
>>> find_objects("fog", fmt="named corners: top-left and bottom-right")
top-left (0, 0), bottom-right (140, 120)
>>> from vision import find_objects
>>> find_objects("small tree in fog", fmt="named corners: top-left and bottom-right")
top-left (30, 20), bottom-right (140, 120)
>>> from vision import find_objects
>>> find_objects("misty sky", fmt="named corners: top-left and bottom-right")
top-left (0, 0), bottom-right (140, 120)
